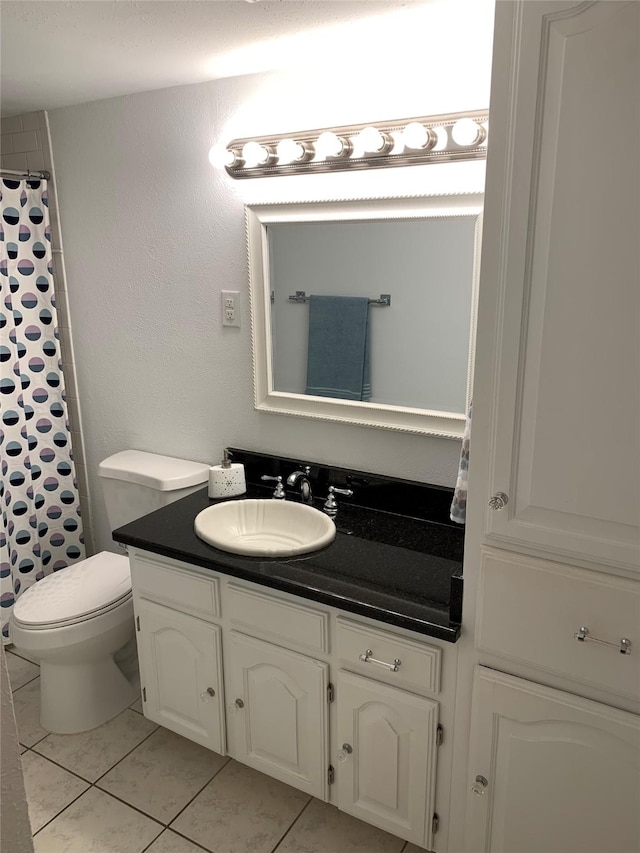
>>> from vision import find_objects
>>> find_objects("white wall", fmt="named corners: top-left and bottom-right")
top-left (47, 2), bottom-right (494, 553)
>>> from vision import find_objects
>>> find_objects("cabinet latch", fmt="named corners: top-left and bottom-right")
top-left (432, 813), bottom-right (439, 835)
top-left (136, 616), bottom-right (140, 632)
top-left (142, 687), bottom-right (146, 702)
top-left (436, 724), bottom-right (444, 746)
top-left (327, 683), bottom-right (334, 703)
top-left (328, 765), bottom-right (335, 785)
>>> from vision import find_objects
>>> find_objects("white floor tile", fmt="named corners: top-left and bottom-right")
top-left (21, 751), bottom-right (89, 833)
top-left (171, 760), bottom-right (309, 853)
top-left (6, 651), bottom-right (40, 691)
top-left (33, 708), bottom-right (158, 782)
top-left (97, 727), bottom-right (228, 823)
top-left (275, 798), bottom-right (405, 853)
top-left (145, 829), bottom-right (210, 853)
top-left (12, 677), bottom-right (48, 747)
top-left (32, 787), bottom-right (163, 853)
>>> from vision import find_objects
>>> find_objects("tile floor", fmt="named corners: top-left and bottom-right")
top-left (7, 649), bottom-right (429, 853)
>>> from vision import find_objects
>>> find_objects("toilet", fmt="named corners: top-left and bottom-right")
top-left (10, 450), bottom-right (209, 734)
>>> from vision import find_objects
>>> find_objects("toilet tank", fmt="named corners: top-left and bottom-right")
top-left (98, 450), bottom-right (210, 532)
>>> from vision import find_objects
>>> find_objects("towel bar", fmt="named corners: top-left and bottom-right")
top-left (288, 290), bottom-right (391, 306)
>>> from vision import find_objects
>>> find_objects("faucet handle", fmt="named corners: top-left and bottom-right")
top-left (323, 485), bottom-right (354, 518)
top-left (260, 474), bottom-right (285, 499)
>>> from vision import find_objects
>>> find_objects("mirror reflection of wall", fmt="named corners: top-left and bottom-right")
top-left (268, 217), bottom-right (477, 414)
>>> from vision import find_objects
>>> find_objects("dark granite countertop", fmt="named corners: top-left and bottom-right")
top-left (112, 449), bottom-right (464, 643)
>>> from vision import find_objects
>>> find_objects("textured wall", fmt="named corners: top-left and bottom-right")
top-left (47, 9), bottom-right (492, 553)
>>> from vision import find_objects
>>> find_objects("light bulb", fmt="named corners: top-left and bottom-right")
top-left (276, 138), bottom-right (304, 165)
top-left (451, 119), bottom-right (482, 147)
top-left (315, 131), bottom-right (348, 159)
top-left (208, 145), bottom-right (240, 169)
top-left (480, 121), bottom-right (489, 147)
top-left (403, 122), bottom-right (432, 150)
top-left (359, 125), bottom-right (386, 153)
top-left (241, 141), bottom-right (271, 168)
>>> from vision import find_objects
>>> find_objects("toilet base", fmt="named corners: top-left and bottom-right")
top-left (39, 652), bottom-right (139, 734)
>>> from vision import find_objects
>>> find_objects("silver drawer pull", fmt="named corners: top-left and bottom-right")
top-left (574, 626), bottom-right (632, 655)
top-left (359, 649), bottom-right (402, 672)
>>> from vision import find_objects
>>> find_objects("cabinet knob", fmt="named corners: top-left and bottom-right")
top-left (234, 698), bottom-right (245, 709)
top-left (472, 774), bottom-right (488, 796)
top-left (488, 492), bottom-right (509, 510)
top-left (337, 743), bottom-right (353, 762)
top-left (200, 687), bottom-right (216, 701)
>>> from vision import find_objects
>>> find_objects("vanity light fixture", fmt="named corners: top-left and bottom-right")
top-left (215, 109), bottom-right (488, 178)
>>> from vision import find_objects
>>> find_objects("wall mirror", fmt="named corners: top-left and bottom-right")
top-left (246, 194), bottom-right (482, 438)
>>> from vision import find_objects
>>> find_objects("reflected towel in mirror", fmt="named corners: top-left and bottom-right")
top-left (305, 295), bottom-right (371, 401)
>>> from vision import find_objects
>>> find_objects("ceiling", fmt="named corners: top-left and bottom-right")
top-left (0, 0), bottom-right (456, 117)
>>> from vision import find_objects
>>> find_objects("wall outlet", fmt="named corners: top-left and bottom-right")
top-left (221, 290), bottom-right (240, 327)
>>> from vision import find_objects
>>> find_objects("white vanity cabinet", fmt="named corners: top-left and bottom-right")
top-left (128, 548), bottom-right (454, 852)
top-left (452, 2), bottom-right (640, 850)
top-left (225, 631), bottom-right (330, 800)
top-left (131, 553), bottom-right (226, 753)
top-left (466, 668), bottom-right (640, 853)
top-left (478, 0), bottom-right (639, 576)
top-left (336, 671), bottom-right (439, 847)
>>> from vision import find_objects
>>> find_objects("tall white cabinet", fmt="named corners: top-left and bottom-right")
top-left (457, 2), bottom-right (640, 851)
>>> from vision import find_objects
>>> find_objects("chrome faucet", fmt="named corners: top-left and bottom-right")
top-left (287, 466), bottom-right (313, 504)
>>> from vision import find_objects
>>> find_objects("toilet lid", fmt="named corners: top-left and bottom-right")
top-left (12, 551), bottom-right (132, 627)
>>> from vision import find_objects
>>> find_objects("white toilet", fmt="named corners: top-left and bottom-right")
top-left (10, 450), bottom-right (209, 734)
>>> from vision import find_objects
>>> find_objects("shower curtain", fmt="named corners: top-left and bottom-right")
top-left (0, 177), bottom-right (85, 642)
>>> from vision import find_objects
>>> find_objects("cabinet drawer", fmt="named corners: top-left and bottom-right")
top-left (131, 553), bottom-right (220, 620)
top-left (226, 584), bottom-right (329, 654)
top-left (336, 618), bottom-right (441, 695)
top-left (477, 548), bottom-right (640, 700)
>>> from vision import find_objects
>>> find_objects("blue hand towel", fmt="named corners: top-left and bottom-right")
top-left (305, 295), bottom-right (371, 401)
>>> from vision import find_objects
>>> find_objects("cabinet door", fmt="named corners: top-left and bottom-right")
top-left (336, 670), bottom-right (439, 848)
top-left (226, 631), bottom-right (329, 799)
top-left (477, 0), bottom-right (639, 572)
top-left (136, 599), bottom-right (225, 753)
top-left (466, 667), bottom-right (640, 853)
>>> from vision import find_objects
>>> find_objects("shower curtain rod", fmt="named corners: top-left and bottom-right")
top-left (0, 168), bottom-right (51, 180)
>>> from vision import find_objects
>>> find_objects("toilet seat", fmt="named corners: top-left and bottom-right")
top-left (12, 551), bottom-right (132, 630)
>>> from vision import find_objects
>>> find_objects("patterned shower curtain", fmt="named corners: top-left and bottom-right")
top-left (0, 177), bottom-right (85, 642)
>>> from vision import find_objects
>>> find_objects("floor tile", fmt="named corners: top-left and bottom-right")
top-left (129, 695), bottom-right (144, 714)
top-left (403, 844), bottom-right (429, 852)
top-left (32, 787), bottom-right (162, 853)
top-left (12, 677), bottom-right (49, 747)
top-left (171, 760), bottom-right (309, 853)
top-left (21, 751), bottom-right (89, 833)
top-left (34, 708), bottom-right (158, 782)
top-left (145, 829), bottom-right (210, 853)
top-left (98, 727), bottom-right (228, 823)
top-left (275, 798), bottom-right (405, 853)
top-left (5, 650), bottom-right (40, 691)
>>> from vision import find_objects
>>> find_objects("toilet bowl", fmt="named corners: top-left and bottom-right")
top-left (10, 551), bottom-right (139, 733)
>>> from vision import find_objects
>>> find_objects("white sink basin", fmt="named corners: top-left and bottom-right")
top-left (194, 499), bottom-right (336, 557)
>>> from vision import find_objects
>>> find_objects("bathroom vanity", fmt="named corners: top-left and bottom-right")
top-left (113, 451), bottom-right (463, 852)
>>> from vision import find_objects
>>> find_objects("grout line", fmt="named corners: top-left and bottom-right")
top-left (146, 827), bottom-right (213, 853)
top-left (31, 783), bottom-right (92, 838)
top-left (166, 755), bottom-right (232, 828)
top-left (11, 672), bottom-right (40, 693)
top-left (89, 719), bottom-right (161, 785)
top-left (270, 795), bottom-right (314, 852)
